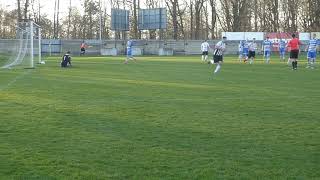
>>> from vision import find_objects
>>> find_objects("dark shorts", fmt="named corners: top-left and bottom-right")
top-left (202, 51), bottom-right (208, 55)
top-left (61, 60), bottom-right (67, 67)
top-left (213, 55), bottom-right (223, 63)
top-left (290, 50), bottom-right (299, 59)
top-left (81, 48), bottom-right (85, 54)
top-left (248, 51), bottom-right (255, 58)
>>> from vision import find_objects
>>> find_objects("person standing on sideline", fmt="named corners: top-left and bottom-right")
top-left (201, 40), bottom-right (210, 62)
top-left (306, 34), bottom-right (319, 69)
top-left (287, 34), bottom-right (302, 70)
top-left (248, 38), bottom-right (257, 64)
top-left (263, 37), bottom-right (272, 64)
top-left (208, 36), bottom-right (227, 75)
top-left (124, 39), bottom-right (137, 64)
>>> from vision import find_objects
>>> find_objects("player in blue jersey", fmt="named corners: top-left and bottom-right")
top-left (124, 39), bottom-right (137, 64)
top-left (306, 34), bottom-right (319, 69)
top-left (279, 39), bottom-right (286, 61)
top-left (242, 40), bottom-right (249, 63)
top-left (263, 37), bottom-right (272, 64)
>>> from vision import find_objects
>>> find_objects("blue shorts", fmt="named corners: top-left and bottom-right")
top-left (308, 51), bottom-right (316, 59)
top-left (127, 48), bottom-right (132, 57)
top-left (264, 51), bottom-right (271, 57)
top-left (279, 48), bottom-right (285, 55)
top-left (243, 48), bottom-right (249, 56)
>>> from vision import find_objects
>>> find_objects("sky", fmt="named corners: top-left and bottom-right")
top-left (0, 0), bottom-right (84, 20)
top-left (0, 0), bottom-right (166, 20)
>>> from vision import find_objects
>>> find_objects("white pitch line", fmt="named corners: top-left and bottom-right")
top-left (0, 70), bottom-right (32, 91)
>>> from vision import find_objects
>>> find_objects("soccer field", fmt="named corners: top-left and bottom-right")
top-left (0, 55), bottom-right (319, 179)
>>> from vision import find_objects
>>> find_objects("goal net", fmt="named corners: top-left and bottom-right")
top-left (0, 20), bottom-right (42, 69)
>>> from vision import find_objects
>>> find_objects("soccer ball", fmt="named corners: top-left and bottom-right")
top-left (40, 61), bottom-right (46, 64)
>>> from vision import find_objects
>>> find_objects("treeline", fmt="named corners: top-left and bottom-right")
top-left (0, 0), bottom-right (319, 39)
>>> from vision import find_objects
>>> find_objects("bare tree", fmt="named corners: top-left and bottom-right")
top-left (219, 0), bottom-right (232, 31)
top-left (67, 0), bottom-right (72, 39)
top-left (24, 0), bottom-right (29, 20)
top-left (83, 0), bottom-right (99, 39)
top-left (281, 0), bottom-right (300, 32)
top-left (17, 0), bottom-right (22, 22)
top-left (177, 1), bottom-right (187, 39)
top-left (166, 0), bottom-right (179, 40)
top-left (56, 0), bottom-right (60, 38)
top-left (2, 0), bottom-right (319, 40)
top-left (272, 0), bottom-right (279, 32)
top-left (299, 0), bottom-right (320, 31)
top-left (209, 0), bottom-right (217, 39)
top-left (194, 0), bottom-right (205, 39)
top-left (53, 0), bottom-right (59, 39)
top-left (145, 0), bottom-right (157, 39)
top-left (132, 0), bottom-right (139, 39)
top-left (189, 0), bottom-right (194, 39)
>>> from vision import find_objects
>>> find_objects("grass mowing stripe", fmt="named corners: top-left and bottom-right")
top-left (0, 55), bottom-right (319, 179)
top-left (0, 69), bottom-right (33, 91)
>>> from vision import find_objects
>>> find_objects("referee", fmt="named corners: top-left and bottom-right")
top-left (287, 34), bottom-right (302, 70)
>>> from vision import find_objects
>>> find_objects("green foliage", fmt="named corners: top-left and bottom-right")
top-left (0, 56), bottom-right (319, 179)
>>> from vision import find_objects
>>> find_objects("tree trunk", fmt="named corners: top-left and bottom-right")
top-left (177, 3), bottom-right (185, 39)
top-left (172, 0), bottom-right (178, 40)
top-left (190, 1), bottom-right (193, 39)
top-left (210, 0), bottom-right (216, 39)
top-left (24, 0), bottom-right (29, 20)
top-left (53, 0), bottom-right (56, 38)
top-left (56, 0), bottom-right (60, 38)
top-left (133, 0), bottom-right (138, 39)
top-left (194, 0), bottom-right (205, 39)
top-left (253, 0), bottom-right (258, 31)
top-left (272, 0), bottom-right (279, 32)
top-left (17, 0), bottom-right (22, 22)
top-left (67, 0), bottom-right (71, 39)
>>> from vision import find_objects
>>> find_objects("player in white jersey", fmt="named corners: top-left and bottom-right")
top-left (306, 34), bottom-right (319, 69)
top-left (263, 37), bottom-right (273, 64)
top-left (201, 40), bottom-right (210, 62)
top-left (208, 36), bottom-right (227, 75)
top-left (248, 38), bottom-right (257, 64)
top-left (238, 41), bottom-right (244, 62)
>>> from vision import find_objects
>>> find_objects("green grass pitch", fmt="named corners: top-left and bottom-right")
top-left (0, 55), bottom-right (319, 179)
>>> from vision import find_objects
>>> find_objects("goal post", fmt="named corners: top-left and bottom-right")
top-left (1, 20), bottom-right (42, 69)
top-left (29, 20), bottom-right (43, 66)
